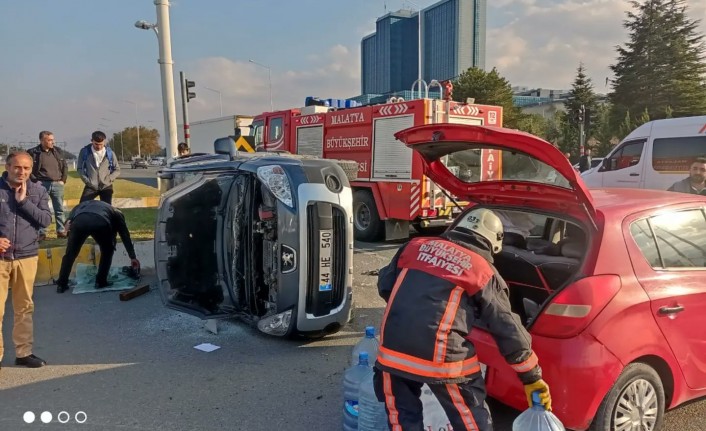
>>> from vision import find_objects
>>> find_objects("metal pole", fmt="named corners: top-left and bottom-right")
top-left (579, 104), bottom-right (586, 155)
top-left (268, 67), bottom-right (273, 112)
top-left (418, 6), bottom-right (422, 98)
top-left (180, 71), bottom-right (190, 148)
top-left (155, 0), bottom-right (179, 162)
top-left (120, 131), bottom-right (124, 162)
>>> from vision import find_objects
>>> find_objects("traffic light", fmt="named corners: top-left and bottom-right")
top-left (186, 79), bottom-right (196, 102)
top-left (575, 105), bottom-right (585, 124)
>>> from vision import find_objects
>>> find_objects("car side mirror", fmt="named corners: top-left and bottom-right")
top-left (214, 137), bottom-right (238, 159)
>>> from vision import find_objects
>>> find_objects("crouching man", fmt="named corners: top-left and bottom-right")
top-left (55, 200), bottom-right (140, 293)
top-left (374, 208), bottom-right (552, 430)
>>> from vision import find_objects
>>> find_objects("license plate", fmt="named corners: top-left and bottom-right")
top-left (318, 230), bottom-right (333, 291)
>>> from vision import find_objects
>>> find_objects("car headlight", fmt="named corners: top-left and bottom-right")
top-left (257, 309), bottom-right (293, 336)
top-left (257, 165), bottom-right (293, 207)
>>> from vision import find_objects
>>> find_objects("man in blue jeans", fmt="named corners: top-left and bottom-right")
top-left (28, 131), bottom-right (69, 240)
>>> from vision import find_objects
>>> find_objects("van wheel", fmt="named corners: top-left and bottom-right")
top-left (590, 363), bottom-right (665, 431)
top-left (353, 190), bottom-right (383, 242)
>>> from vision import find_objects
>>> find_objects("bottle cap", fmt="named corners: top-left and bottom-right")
top-left (365, 326), bottom-right (375, 338)
top-left (358, 351), bottom-right (369, 365)
top-left (532, 391), bottom-right (542, 406)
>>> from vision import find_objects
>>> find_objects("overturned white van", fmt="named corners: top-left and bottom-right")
top-left (583, 116), bottom-right (706, 191)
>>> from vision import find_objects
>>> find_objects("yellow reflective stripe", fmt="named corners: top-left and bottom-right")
top-left (434, 287), bottom-right (464, 363)
top-left (510, 352), bottom-right (539, 373)
top-left (378, 346), bottom-right (481, 379)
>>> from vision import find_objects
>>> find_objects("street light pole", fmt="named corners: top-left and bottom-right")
top-left (123, 100), bottom-right (141, 158)
top-left (204, 87), bottom-right (223, 116)
top-left (249, 59), bottom-right (273, 112)
top-left (134, 0), bottom-right (179, 162)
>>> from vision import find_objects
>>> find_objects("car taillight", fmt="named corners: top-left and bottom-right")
top-left (531, 275), bottom-right (622, 339)
top-left (421, 209), bottom-right (438, 218)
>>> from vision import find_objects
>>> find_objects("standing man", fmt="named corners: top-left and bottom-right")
top-left (374, 208), bottom-right (551, 430)
top-left (77, 131), bottom-right (120, 204)
top-left (667, 157), bottom-right (706, 195)
top-left (578, 148), bottom-right (592, 173)
top-left (28, 131), bottom-right (69, 240)
top-left (0, 152), bottom-right (52, 369)
top-left (55, 200), bottom-right (140, 293)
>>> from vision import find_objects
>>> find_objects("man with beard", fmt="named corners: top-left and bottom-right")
top-left (668, 157), bottom-right (706, 195)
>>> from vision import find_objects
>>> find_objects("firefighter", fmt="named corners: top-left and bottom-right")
top-left (374, 207), bottom-right (551, 430)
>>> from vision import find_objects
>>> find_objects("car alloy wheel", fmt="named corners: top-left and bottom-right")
top-left (591, 363), bottom-right (665, 431)
top-left (613, 379), bottom-right (658, 431)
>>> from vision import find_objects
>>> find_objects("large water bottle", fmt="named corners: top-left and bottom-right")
top-left (512, 392), bottom-right (565, 431)
top-left (343, 352), bottom-right (373, 431)
top-left (351, 326), bottom-right (379, 366)
top-left (358, 371), bottom-right (390, 431)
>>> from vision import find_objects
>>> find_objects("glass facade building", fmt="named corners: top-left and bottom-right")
top-left (360, 0), bottom-right (486, 95)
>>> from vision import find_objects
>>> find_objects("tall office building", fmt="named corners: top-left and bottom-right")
top-left (360, 0), bottom-right (486, 95)
top-left (361, 10), bottom-right (419, 95)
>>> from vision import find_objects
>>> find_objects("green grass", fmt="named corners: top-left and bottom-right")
top-left (63, 171), bottom-right (159, 201)
top-left (41, 208), bottom-right (157, 248)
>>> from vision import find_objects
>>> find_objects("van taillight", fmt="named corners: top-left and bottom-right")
top-left (531, 275), bottom-right (622, 339)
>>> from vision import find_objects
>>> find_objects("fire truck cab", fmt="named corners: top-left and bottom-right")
top-left (251, 95), bottom-right (503, 241)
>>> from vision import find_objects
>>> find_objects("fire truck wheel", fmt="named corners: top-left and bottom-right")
top-left (353, 190), bottom-right (383, 242)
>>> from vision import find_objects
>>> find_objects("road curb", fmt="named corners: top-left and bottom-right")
top-left (35, 240), bottom-right (156, 286)
top-left (50, 196), bottom-right (160, 210)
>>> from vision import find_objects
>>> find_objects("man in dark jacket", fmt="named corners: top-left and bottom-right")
top-left (28, 130), bottom-right (69, 239)
top-left (374, 208), bottom-right (551, 430)
top-left (55, 200), bottom-right (140, 293)
top-left (667, 157), bottom-right (706, 195)
top-left (0, 151), bottom-right (52, 369)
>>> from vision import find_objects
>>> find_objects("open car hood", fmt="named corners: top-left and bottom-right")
top-left (395, 124), bottom-right (597, 228)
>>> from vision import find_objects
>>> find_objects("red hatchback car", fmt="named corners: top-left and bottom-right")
top-left (395, 124), bottom-right (706, 431)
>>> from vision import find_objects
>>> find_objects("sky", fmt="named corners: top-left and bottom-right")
top-left (1, 0), bottom-right (705, 152)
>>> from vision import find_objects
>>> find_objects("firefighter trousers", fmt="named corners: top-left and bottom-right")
top-left (374, 369), bottom-right (493, 431)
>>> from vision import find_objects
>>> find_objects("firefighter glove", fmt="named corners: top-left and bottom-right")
top-left (524, 379), bottom-right (552, 411)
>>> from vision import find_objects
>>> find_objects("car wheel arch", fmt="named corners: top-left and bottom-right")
top-left (632, 355), bottom-right (675, 408)
top-left (590, 361), bottom-right (667, 431)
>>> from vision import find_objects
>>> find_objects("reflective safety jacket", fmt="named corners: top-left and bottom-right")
top-left (376, 235), bottom-right (542, 385)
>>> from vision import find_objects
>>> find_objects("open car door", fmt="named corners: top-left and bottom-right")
top-left (395, 124), bottom-right (597, 228)
top-left (155, 174), bottom-right (236, 319)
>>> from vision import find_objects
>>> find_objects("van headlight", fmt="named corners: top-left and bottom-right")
top-left (257, 165), bottom-right (293, 207)
top-left (257, 309), bottom-right (293, 336)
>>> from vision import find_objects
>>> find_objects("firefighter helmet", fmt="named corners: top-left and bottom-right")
top-left (453, 208), bottom-right (504, 254)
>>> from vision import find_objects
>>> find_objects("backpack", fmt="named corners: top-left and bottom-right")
top-left (79, 145), bottom-right (116, 174)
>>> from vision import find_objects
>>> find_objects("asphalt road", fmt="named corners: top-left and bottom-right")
top-left (1, 241), bottom-right (704, 430)
top-left (118, 164), bottom-right (160, 188)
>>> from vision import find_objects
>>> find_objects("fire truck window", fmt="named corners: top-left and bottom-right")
top-left (252, 120), bottom-right (264, 147)
top-left (269, 117), bottom-right (283, 142)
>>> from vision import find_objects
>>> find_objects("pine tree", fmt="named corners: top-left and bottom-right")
top-left (560, 63), bottom-right (600, 154)
top-left (609, 0), bottom-right (706, 125)
top-left (452, 67), bottom-right (523, 128)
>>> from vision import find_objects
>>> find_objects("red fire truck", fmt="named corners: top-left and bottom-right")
top-left (251, 97), bottom-right (503, 241)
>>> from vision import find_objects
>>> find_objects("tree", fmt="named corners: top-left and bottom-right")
top-left (108, 126), bottom-right (161, 161)
top-left (452, 67), bottom-right (523, 128)
top-left (560, 63), bottom-right (602, 154)
top-left (609, 0), bottom-right (706, 125)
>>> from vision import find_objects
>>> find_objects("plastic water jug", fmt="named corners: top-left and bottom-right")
top-left (343, 352), bottom-right (373, 431)
top-left (351, 326), bottom-right (379, 366)
top-left (421, 384), bottom-right (453, 431)
top-left (358, 371), bottom-right (390, 431)
top-left (512, 392), bottom-right (565, 431)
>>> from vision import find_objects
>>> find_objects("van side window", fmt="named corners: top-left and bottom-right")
top-left (603, 140), bottom-right (645, 171)
top-left (652, 136), bottom-right (706, 172)
top-left (649, 209), bottom-right (706, 268)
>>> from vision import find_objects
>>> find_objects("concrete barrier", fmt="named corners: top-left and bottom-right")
top-left (35, 240), bottom-right (155, 286)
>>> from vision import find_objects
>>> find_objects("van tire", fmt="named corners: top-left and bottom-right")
top-left (353, 190), bottom-right (383, 242)
top-left (590, 363), bottom-right (665, 431)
